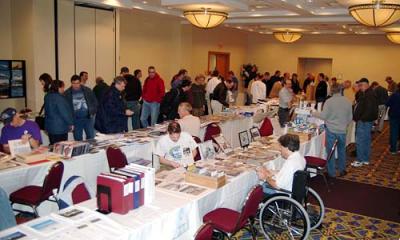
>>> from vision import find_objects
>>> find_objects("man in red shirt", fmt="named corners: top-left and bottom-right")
top-left (140, 66), bottom-right (165, 127)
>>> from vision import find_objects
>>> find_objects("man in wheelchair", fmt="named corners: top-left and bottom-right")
top-left (256, 134), bottom-right (325, 239)
top-left (257, 133), bottom-right (306, 195)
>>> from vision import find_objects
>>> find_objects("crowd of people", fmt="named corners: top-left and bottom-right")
top-left (0, 65), bottom-right (399, 179)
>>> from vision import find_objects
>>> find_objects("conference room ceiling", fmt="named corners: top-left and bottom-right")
top-left (84, 0), bottom-right (400, 34)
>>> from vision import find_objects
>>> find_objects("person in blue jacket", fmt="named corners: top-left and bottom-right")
top-left (95, 76), bottom-right (133, 134)
top-left (44, 80), bottom-right (74, 145)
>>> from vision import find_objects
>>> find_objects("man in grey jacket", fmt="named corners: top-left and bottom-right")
top-left (313, 83), bottom-right (353, 177)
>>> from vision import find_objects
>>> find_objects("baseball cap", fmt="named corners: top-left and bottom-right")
top-left (0, 108), bottom-right (17, 125)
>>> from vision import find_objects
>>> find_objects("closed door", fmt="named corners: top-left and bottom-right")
top-left (208, 52), bottom-right (230, 79)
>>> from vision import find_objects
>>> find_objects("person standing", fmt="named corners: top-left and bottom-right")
top-left (315, 73), bottom-right (328, 106)
top-left (189, 74), bottom-right (207, 117)
top-left (206, 70), bottom-right (221, 114)
top-left (95, 76), bottom-right (133, 134)
top-left (64, 75), bottom-right (98, 141)
top-left (251, 74), bottom-right (266, 103)
top-left (211, 80), bottom-right (234, 114)
top-left (228, 71), bottom-right (239, 104)
top-left (278, 79), bottom-right (294, 127)
top-left (312, 83), bottom-right (353, 177)
top-left (351, 78), bottom-right (378, 167)
top-left (302, 73), bottom-right (313, 93)
top-left (122, 67), bottom-right (142, 130)
top-left (386, 76), bottom-right (398, 93)
top-left (44, 80), bottom-right (74, 145)
top-left (92, 76), bottom-right (109, 104)
top-left (291, 73), bottom-right (301, 94)
top-left (160, 79), bottom-right (191, 121)
top-left (140, 66), bottom-right (165, 127)
top-left (171, 69), bottom-right (188, 89)
top-left (371, 81), bottom-right (389, 132)
top-left (80, 71), bottom-right (89, 86)
top-left (267, 70), bottom-right (281, 97)
top-left (386, 83), bottom-right (400, 155)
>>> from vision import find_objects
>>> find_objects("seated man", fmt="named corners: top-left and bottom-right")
top-left (257, 134), bottom-right (306, 194)
top-left (155, 122), bottom-right (198, 169)
top-left (177, 102), bottom-right (201, 138)
top-left (0, 108), bottom-right (42, 153)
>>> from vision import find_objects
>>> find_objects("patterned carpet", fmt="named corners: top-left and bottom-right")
top-left (339, 125), bottom-right (400, 190)
top-left (238, 123), bottom-right (400, 239)
top-left (238, 207), bottom-right (400, 240)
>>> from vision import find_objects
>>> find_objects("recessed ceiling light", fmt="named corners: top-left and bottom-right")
top-left (133, 5), bottom-right (143, 9)
top-left (236, 26), bottom-right (242, 29)
top-left (296, 4), bottom-right (302, 9)
top-left (336, 32), bottom-right (346, 34)
top-left (255, 5), bottom-right (264, 9)
top-left (158, 11), bottom-right (167, 14)
top-left (251, 14), bottom-right (263, 17)
top-left (342, 25), bottom-right (347, 29)
top-left (142, 1), bottom-right (147, 4)
top-left (311, 31), bottom-right (320, 34)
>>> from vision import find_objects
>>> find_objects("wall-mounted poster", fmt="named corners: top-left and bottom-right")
top-left (0, 60), bottom-right (26, 99)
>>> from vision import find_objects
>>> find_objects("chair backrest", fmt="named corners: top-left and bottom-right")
top-left (106, 146), bottom-right (128, 171)
top-left (259, 117), bottom-right (274, 137)
top-left (58, 176), bottom-right (91, 209)
top-left (0, 187), bottom-right (16, 231)
top-left (194, 222), bottom-right (214, 240)
top-left (41, 161), bottom-right (64, 201)
top-left (235, 185), bottom-right (264, 230)
top-left (193, 136), bottom-right (202, 161)
top-left (326, 139), bottom-right (339, 161)
top-left (203, 123), bottom-right (221, 142)
top-left (291, 170), bottom-right (308, 204)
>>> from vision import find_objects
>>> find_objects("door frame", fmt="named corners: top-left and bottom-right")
top-left (208, 51), bottom-right (230, 78)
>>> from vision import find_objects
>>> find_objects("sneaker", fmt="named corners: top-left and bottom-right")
top-left (362, 162), bottom-right (370, 166)
top-left (390, 151), bottom-right (397, 155)
top-left (351, 161), bottom-right (363, 167)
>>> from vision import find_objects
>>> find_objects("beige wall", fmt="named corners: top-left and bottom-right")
top-left (119, 10), bottom-right (248, 89)
top-left (248, 34), bottom-right (400, 86)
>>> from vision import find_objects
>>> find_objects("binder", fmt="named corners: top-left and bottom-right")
top-left (114, 169), bottom-right (143, 208)
top-left (96, 173), bottom-right (133, 214)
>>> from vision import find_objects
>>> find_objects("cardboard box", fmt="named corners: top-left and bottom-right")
top-left (185, 172), bottom-right (226, 189)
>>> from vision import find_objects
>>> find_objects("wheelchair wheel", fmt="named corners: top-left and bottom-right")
top-left (305, 187), bottom-right (325, 230)
top-left (259, 196), bottom-right (310, 240)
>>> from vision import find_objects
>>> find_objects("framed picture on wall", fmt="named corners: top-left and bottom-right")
top-left (238, 131), bottom-right (250, 148)
top-left (0, 60), bottom-right (26, 99)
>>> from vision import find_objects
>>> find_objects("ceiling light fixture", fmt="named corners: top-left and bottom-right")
top-left (349, 0), bottom-right (400, 27)
top-left (183, 8), bottom-right (228, 29)
top-left (273, 31), bottom-right (302, 43)
top-left (386, 32), bottom-right (400, 43)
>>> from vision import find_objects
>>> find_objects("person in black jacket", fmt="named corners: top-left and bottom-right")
top-left (64, 75), bottom-right (98, 141)
top-left (160, 79), bottom-right (191, 121)
top-left (371, 81), bottom-right (389, 132)
top-left (291, 73), bottom-right (301, 94)
top-left (211, 80), bottom-right (234, 114)
top-left (121, 67), bottom-right (142, 130)
top-left (92, 76), bottom-right (109, 104)
top-left (95, 76), bottom-right (133, 134)
top-left (267, 70), bottom-right (281, 97)
top-left (315, 73), bottom-right (327, 105)
top-left (351, 78), bottom-right (378, 167)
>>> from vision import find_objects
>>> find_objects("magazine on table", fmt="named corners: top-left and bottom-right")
top-left (0, 228), bottom-right (37, 240)
top-left (25, 216), bottom-right (70, 237)
top-left (8, 139), bottom-right (31, 157)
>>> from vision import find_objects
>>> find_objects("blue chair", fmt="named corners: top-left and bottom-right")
top-left (0, 187), bottom-right (16, 231)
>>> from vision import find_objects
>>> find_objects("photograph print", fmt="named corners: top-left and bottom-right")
top-left (239, 131), bottom-right (250, 148)
top-left (250, 127), bottom-right (261, 141)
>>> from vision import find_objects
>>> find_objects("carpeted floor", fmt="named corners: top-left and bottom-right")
top-left (239, 124), bottom-right (400, 239)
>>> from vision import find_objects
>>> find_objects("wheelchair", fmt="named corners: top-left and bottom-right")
top-left (258, 170), bottom-right (325, 240)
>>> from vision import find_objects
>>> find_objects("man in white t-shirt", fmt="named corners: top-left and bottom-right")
top-left (177, 102), bottom-right (201, 137)
top-left (257, 134), bottom-right (306, 194)
top-left (155, 122), bottom-right (198, 168)
top-left (251, 74), bottom-right (267, 104)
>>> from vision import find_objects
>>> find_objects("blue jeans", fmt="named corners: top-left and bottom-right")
top-left (355, 121), bottom-right (373, 163)
top-left (326, 128), bottom-right (347, 177)
top-left (127, 101), bottom-right (141, 130)
top-left (73, 116), bottom-right (95, 140)
top-left (389, 117), bottom-right (400, 152)
top-left (262, 182), bottom-right (277, 195)
top-left (140, 100), bottom-right (160, 128)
